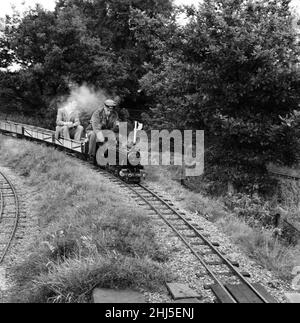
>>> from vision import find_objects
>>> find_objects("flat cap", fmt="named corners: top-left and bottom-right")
top-left (104, 99), bottom-right (117, 107)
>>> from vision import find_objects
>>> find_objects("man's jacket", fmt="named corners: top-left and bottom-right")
top-left (56, 108), bottom-right (81, 127)
top-left (90, 109), bottom-right (119, 132)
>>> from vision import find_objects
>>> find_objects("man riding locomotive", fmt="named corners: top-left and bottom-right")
top-left (87, 99), bottom-right (120, 162)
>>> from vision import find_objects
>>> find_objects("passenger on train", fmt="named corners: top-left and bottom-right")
top-left (87, 99), bottom-right (119, 160)
top-left (55, 102), bottom-right (84, 141)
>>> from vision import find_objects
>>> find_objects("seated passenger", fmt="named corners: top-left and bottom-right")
top-left (55, 103), bottom-right (83, 141)
top-left (88, 99), bottom-right (119, 159)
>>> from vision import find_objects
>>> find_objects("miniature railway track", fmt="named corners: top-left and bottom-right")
top-left (94, 168), bottom-right (275, 303)
top-left (0, 171), bottom-right (20, 265)
top-left (0, 121), bottom-right (278, 303)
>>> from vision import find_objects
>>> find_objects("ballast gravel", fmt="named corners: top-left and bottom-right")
top-left (0, 162), bottom-right (293, 303)
top-left (123, 181), bottom-right (293, 303)
top-left (146, 183), bottom-right (291, 303)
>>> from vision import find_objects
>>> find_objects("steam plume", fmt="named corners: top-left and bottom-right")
top-left (58, 84), bottom-right (109, 119)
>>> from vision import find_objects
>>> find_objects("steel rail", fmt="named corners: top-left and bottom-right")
top-left (0, 171), bottom-right (20, 265)
top-left (124, 182), bottom-right (238, 303)
top-left (0, 120), bottom-right (271, 302)
top-left (137, 183), bottom-right (269, 303)
top-left (97, 170), bottom-right (269, 303)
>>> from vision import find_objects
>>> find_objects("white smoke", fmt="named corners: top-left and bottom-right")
top-left (58, 84), bottom-right (109, 119)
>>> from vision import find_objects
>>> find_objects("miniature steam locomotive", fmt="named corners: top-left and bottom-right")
top-left (0, 120), bottom-right (145, 184)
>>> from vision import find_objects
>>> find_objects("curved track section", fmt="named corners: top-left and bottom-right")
top-left (95, 168), bottom-right (271, 303)
top-left (0, 121), bottom-right (276, 303)
top-left (0, 171), bottom-right (20, 265)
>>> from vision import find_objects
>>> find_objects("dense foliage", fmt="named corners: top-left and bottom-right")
top-left (138, 0), bottom-right (300, 193)
top-left (1, 0), bottom-right (300, 193)
top-left (0, 0), bottom-right (173, 119)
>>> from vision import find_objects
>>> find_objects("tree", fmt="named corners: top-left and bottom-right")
top-left (0, 17), bottom-right (13, 69)
top-left (0, 0), bottom-right (173, 120)
top-left (56, 0), bottom-right (174, 105)
top-left (0, 39), bottom-right (11, 69)
top-left (140, 0), bottom-right (300, 193)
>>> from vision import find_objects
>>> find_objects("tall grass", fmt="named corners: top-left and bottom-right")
top-left (216, 215), bottom-right (300, 280)
top-left (146, 164), bottom-right (300, 283)
top-left (0, 136), bottom-right (171, 303)
top-left (279, 179), bottom-right (300, 226)
top-left (145, 165), bottom-right (226, 220)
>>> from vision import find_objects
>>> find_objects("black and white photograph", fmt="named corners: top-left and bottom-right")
top-left (0, 0), bottom-right (300, 308)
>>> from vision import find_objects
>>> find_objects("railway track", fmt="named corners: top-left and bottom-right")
top-left (0, 123), bottom-right (279, 303)
top-left (93, 167), bottom-right (277, 303)
top-left (0, 170), bottom-right (20, 265)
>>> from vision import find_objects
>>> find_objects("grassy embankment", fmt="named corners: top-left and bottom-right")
top-left (145, 165), bottom-right (300, 282)
top-left (0, 136), bottom-right (171, 303)
top-left (279, 179), bottom-right (300, 229)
